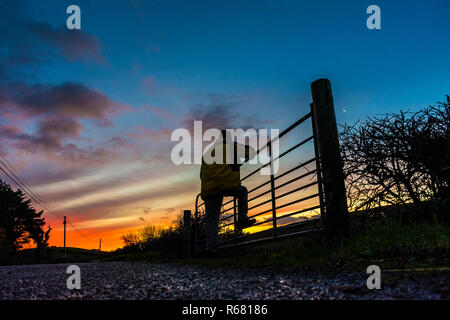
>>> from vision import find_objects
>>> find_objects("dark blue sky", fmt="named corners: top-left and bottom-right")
top-left (12, 0), bottom-right (450, 127)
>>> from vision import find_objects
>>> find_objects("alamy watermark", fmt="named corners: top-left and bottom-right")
top-left (66, 5), bottom-right (81, 30)
top-left (65, 4), bottom-right (380, 31)
top-left (366, 5), bottom-right (381, 30)
top-left (170, 121), bottom-right (280, 176)
top-left (66, 265), bottom-right (81, 289)
top-left (366, 265), bottom-right (381, 289)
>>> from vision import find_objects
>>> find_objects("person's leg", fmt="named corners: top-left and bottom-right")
top-left (222, 185), bottom-right (249, 220)
top-left (204, 194), bottom-right (223, 251)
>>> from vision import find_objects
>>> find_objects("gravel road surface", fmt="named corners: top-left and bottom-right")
top-left (0, 262), bottom-right (448, 299)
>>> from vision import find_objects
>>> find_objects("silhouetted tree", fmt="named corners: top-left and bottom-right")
top-left (120, 232), bottom-right (140, 252)
top-left (340, 96), bottom-right (449, 219)
top-left (119, 212), bottom-right (185, 254)
top-left (0, 179), bottom-right (51, 256)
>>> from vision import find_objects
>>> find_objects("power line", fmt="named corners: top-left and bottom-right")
top-left (68, 220), bottom-right (93, 241)
top-left (0, 161), bottom-right (60, 218)
top-left (0, 155), bottom-right (60, 217)
top-left (0, 156), bottom-right (54, 213)
top-left (0, 167), bottom-right (60, 218)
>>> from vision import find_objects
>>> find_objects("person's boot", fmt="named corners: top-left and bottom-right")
top-left (236, 217), bottom-right (256, 230)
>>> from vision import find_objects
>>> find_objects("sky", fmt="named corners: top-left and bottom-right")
top-left (0, 0), bottom-right (449, 250)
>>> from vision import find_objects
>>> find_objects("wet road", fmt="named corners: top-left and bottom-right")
top-left (0, 262), bottom-right (448, 299)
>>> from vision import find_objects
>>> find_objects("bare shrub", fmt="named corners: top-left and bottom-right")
top-left (340, 96), bottom-right (449, 218)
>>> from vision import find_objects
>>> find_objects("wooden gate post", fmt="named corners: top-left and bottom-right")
top-left (311, 79), bottom-right (349, 239)
top-left (183, 210), bottom-right (192, 258)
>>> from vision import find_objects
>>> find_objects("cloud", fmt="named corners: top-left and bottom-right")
top-left (135, 206), bottom-right (152, 214)
top-left (181, 94), bottom-right (276, 132)
top-left (18, 117), bottom-right (82, 151)
top-left (0, 8), bottom-right (105, 83)
top-left (0, 82), bottom-right (123, 125)
top-left (52, 177), bottom-right (194, 218)
top-left (0, 16), bottom-right (119, 124)
top-left (182, 94), bottom-right (238, 130)
top-left (106, 136), bottom-right (134, 149)
top-left (54, 143), bottom-right (116, 166)
top-left (125, 126), bottom-right (171, 141)
top-left (0, 80), bottom-right (133, 164)
top-left (0, 120), bottom-right (117, 166)
top-left (0, 7), bottom-right (134, 165)
top-left (23, 165), bottom-right (86, 187)
top-left (0, 118), bottom-right (80, 150)
top-left (0, 125), bottom-right (21, 138)
top-left (143, 105), bottom-right (174, 121)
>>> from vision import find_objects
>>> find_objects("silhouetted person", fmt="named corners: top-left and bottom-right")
top-left (200, 129), bottom-right (256, 253)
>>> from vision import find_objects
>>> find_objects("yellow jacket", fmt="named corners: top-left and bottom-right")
top-left (200, 140), bottom-right (253, 198)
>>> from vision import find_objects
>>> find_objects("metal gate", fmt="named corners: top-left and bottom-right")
top-left (190, 79), bottom-right (348, 252)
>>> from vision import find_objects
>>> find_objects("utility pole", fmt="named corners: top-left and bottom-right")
top-left (63, 216), bottom-right (67, 263)
top-left (98, 238), bottom-right (102, 258)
